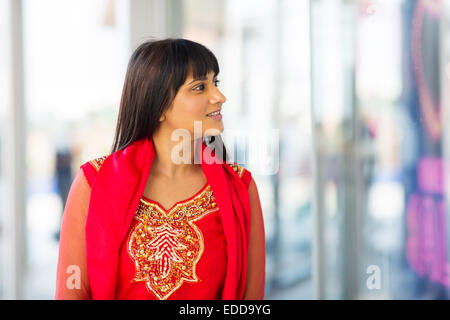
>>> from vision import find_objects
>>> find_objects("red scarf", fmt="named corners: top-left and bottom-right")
top-left (85, 137), bottom-right (251, 299)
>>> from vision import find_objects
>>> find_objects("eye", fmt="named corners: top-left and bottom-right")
top-left (193, 84), bottom-right (205, 91)
top-left (193, 80), bottom-right (220, 91)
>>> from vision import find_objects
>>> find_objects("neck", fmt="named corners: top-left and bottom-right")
top-left (151, 127), bottom-right (200, 179)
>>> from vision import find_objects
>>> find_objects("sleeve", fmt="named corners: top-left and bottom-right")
top-left (55, 155), bottom-right (108, 299)
top-left (241, 168), bottom-right (252, 190)
top-left (55, 168), bottom-right (92, 299)
top-left (243, 175), bottom-right (266, 300)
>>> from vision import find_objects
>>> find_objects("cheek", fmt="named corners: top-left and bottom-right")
top-left (179, 95), bottom-right (209, 120)
top-left (166, 99), bottom-right (208, 130)
top-left (182, 100), bottom-right (207, 117)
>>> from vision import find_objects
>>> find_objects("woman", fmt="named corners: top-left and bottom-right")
top-left (55, 38), bottom-right (265, 300)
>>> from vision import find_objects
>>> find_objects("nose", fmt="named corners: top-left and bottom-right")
top-left (210, 86), bottom-right (226, 104)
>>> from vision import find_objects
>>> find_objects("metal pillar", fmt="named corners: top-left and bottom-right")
top-left (1, 0), bottom-right (26, 299)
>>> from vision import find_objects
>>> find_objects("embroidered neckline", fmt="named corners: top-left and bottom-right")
top-left (140, 181), bottom-right (210, 213)
top-left (127, 180), bottom-right (219, 300)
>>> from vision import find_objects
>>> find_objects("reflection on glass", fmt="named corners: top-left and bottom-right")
top-left (311, 0), bottom-right (450, 299)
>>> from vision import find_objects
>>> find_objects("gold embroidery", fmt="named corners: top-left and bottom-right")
top-left (88, 155), bottom-right (107, 172)
top-left (127, 184), bottom-right (219, 300)
top-left (228, 162), bottom-right (245, 178)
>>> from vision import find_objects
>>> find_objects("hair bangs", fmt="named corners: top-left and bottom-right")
top-left (170, 39), bottom-right (220, 84)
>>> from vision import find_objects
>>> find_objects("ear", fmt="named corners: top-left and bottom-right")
top-left (159, 114), bottom-right (166, 122)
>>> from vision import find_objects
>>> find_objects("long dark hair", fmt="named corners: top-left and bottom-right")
top-left (110, 38), bottom-right (228, 162)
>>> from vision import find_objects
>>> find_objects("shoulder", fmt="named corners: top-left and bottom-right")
top-left (79, 154), bottom-right (109, 187)
top-left (225, 162), bottom-right (260, 205)
top-left (225, 161), bottom-right (252, 190)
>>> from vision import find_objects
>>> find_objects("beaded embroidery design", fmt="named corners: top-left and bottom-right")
top-left (88, 155), bottom-right (107, 172)
top-left (127, 185), bottom-right (219, 300)
top-left (227, 162), bottom-right (245, 178)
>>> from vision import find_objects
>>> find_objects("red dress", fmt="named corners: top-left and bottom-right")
top-left (81, 155), bottom-right (251, 300)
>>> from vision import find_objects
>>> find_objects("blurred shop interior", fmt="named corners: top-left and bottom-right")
top-left (1, 0), bottom-right (450, 299)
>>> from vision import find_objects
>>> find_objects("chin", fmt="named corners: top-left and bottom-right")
top-left (204, 125), bottom-right (224, 135)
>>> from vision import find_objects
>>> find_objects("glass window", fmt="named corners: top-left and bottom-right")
top-left (310, 0), bottom-right (450, 299)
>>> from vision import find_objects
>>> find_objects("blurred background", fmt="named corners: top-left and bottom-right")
top-left (1, 0), bottom-right (450, 299)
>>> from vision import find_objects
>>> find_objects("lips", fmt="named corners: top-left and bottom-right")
top-left (206, 109), bottom-right (221, 117)
top-left (206, 108), bottom-right (222, 121)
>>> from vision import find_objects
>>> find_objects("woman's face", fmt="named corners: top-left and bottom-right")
top-left (159, 69), bottom-right (226, 138)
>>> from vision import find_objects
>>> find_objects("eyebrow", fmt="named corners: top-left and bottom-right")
top-left (187, 75), bottom-right (217, 85)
